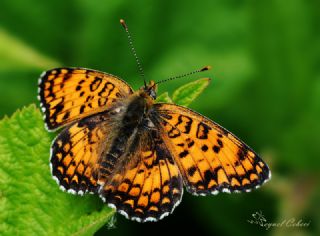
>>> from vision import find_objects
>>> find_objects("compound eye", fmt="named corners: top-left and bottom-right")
top-left (149, 89), bottom-right (157, 99)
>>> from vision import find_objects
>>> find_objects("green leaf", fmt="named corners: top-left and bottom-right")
top-left (156, 92), bottom-right (173, 103)
top-left (0, 28), bottom-right (61, 69)
top-left (0, 105), bottom-right (114, 236)
top-left (172, 78), bottom-right (211, 107)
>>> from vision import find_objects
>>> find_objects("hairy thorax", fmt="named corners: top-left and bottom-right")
top-left (98, 91), bottom-right (155, 181)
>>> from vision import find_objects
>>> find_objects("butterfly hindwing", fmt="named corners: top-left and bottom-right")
top-left (38, 67), bottom-right (133, 131)
top-left (99, 128), bottom-right (183, 222)
top-left (50, 111), bottom-right (117, 194)
top-left (153, 103), bottom-right (270, 195)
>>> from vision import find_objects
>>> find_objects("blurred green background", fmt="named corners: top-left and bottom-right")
top-left (0, 0), bottom-right (319, 235)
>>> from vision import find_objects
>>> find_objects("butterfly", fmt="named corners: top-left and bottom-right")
top-left (38, 20), bottom-right (271, 223)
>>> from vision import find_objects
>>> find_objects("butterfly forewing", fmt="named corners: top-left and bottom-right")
top-left (153, 103), bottom-right (270, 195)
top-left (38, 68), bottom-right (133, 130)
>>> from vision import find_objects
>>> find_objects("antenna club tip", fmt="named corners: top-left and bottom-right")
top-left (200, 65), bottom-right (212, 71)
top-left (120, 19), bottom-right (127, 29)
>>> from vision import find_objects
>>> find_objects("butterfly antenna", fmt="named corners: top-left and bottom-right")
top-left (156, 65), bottom-right (212, 85)
top-left (120, 19), bottom-right (146, 87)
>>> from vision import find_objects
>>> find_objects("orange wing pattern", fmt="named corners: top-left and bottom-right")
top-left (38, 67), bottom-right (133, 131)
top-left (50, 113), bottom-right (113, 195)
top-left (39, 65), bottom-right (271, 223)
top-left (154, 103), bottom-right (270, 195)
top-left (99, 129), bottom-right (183, 222)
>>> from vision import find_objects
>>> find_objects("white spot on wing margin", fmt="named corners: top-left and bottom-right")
top-left (100, 185), bottom-right (184, 223)
top-left (38, 70), bottom-right (58, 132)
top-left (49, 133), bottom-right (86, 196)
top-left (222, 188), bottom-right (231, 193)
top-left (40, 70), bottom-right (46, 78)
top-left (67, 189), bottom-right (77, 195)
top-left (144, 217), bottom-right (157, 222)
top-left (159, 212), bottom-right (169, 220)
top-left (211, 190), bottom-right (219, 195)
top-left (131, 217), bottom-right (142, 223)
top-left (118, 210), bottom-right (129, 219)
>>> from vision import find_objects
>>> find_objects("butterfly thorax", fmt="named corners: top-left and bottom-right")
top-left (97, 82), bottom-right (157, 182)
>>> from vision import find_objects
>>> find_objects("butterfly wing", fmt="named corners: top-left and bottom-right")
top-left (99, 128), bottom-right (183, 222)
top-left (50, 110), bottom-right (119, 194)
top-left (38, 67), bottom-right (133, 131)
top-left (152, 103), bottom-right (271, 195)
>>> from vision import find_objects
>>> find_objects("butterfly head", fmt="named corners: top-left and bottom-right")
top-left (140, 80), bottom-right (157, 100)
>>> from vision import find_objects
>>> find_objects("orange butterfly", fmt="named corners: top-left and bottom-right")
top-left (38, 19), bottom-right (271, 223)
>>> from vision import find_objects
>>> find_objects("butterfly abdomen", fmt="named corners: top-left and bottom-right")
top-left (98, 95), bottom-right (147, 180)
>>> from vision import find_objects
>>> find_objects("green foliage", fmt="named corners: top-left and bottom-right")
top-left (156, 78), bottom-right (210, 105)
top-left (0, 105), bottom-right (114, 236)
top-left (172, 78), bottom-right (211, 107)
top-left (156, 92), bottom-right (173, 103)
top-left (0, 28), bottom-right (60, 70)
